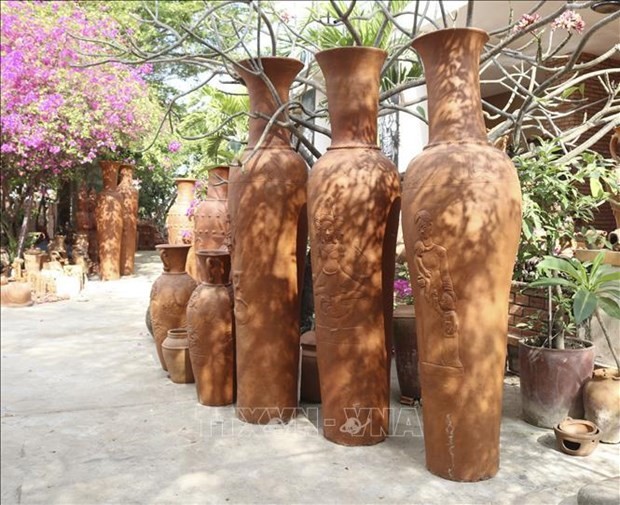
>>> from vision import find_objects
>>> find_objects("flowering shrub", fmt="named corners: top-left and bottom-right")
top-left (552, 10), bottom-right (585, 34)
top-left (0, 1), bottom-right (155, 181)
top-left (394, 263), bottom-right (413, 305)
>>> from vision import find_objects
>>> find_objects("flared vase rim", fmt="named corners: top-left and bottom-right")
top-left (196, 249), bottom-right (230, 258)
top-left (412, 27), bottom-right (490, 49)
top-left (235, 56), bottom-right (304, 72)
top-left (315, 45), bottom-right (388, 59)
top-left (174, 177), bottom-right (197, 184)
top-left (156, 244), bottom-right (192, 250)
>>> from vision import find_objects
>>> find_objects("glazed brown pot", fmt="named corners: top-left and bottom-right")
top-left (393, 304), bottom-right (421, 405)
top-left (300, 331), bottom-right (321, 404)
top-left (118, 164), bottom-right (139, 276)
top-left (186, 250), bottom-right (235, 406)
top-left (193, 167), bottom-right (229, 280)
top-left (519, 338), bottom-right (595, 428)
top-left (308, 47), bottom-right (400, 446)
top-left (166, 178), bottom-right (198, 280)
top-left (149, 244), bottom-right (197, 371)
top-left (401, 28), bottom-right (522, 481)
top-left (229, 57), bottom-right (308, 424)
top-left (162, 328), bottom-right (195, 384)
top-left (583, 368), bottom-right (620, 443)
top-left (95, 161), bottom-right (123, 280)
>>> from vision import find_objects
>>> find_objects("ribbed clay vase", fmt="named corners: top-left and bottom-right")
top-left (229, 57), bottom-right (308, 424)
top-left (149, 244), bottom-right (197, 371)
top-left (308, 47), bottom-right (400, 446)
top-left (402, 28), bottom-right (522, 481)
top-left (166, 178), bottom-right (198, 280)
top-left (186, 250), bottom-right (235, 406)
top-left (118, 164), bottom-right (139, 276)
top-left (193, 166), bottom-right (229, 280)
top-left (95, 161), bottom-right (123, 280)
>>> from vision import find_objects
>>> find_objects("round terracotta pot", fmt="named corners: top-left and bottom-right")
top-left (584, 368), bottom-right (620, 444)
top-left (229, 57), bottom-right (308, 425)
top-left (95, 161), bottom-right (123, 280)
top-left (162, 328), bottom-right (195, 384)
top-left (193, 166), bottom-right (229, 280)
top-left (402, 28), bottom-right (522, 481)
top-left (118, 164), bottom-right (139, 276)
top-left (393, 304), bottom-right (421, 405)
top-left (300, 330), bottom-right (321, 404)
top-left (149, 244), bottom-right (197, 371)
top-left (187, 250), bottom-right (235, 406)
top-left (166, 178), bottom-right (198, 280)
top-left (0, 281), bottom-right (33, 307)
top-left (308, 47), bottom-right (400, 446)
top-left (519, 338), bottom-right (595, 429)
top-left (553, 418), bottom-right (601, 457)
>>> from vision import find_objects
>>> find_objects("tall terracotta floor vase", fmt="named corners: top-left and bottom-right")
top-left (193, 166), bottom-right (229, 280)
top-left (95, 161), bottom-right (123, 280)
top-left (308, 47), bottom-right (401, 446)
top-left (149, 244), bottom-right (197, 371)
top-left (229, 57), bottom-right (308, 424)
top-left (118, 164), bottom-right (139, 275)
top-left (166, 178), bottom-right (198, 280)
top-left (401, 28), bottom-right (522, 481)
top-left (187, 250), bottom-right (235, 406)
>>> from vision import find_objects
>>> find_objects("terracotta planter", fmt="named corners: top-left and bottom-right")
top-left (300, 331), bottom-right (321, 403)
top-left (584, 368), bottom-right (620, 443)
top-left (118, 164), bottom-right (139, 276)
top-left (166, 178), bottom-right (198, 280)
top-left (149, 244), bottom-right (197, 371)
top-left (162, 328), bottom-right (195, 384)
top-left (553, 418), bottom-right (601, 457)
top-left (402, 28), bottom-right (522, 481)
top-left (308, 47), bottom-right (400, 446)
top-left (193, 166), bottom-right (229, 280)
top-left (393, 304), bottom-right (421, 405)
top-left (95, 161), bottom-right (123, 280)
top-left (519, 338), bottom-right (595, 428)
top-left (229, 57), bottom-right (308, 424)
top-left (186, 250), bottom-right (235, 405)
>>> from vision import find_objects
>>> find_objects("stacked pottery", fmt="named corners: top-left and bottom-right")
top-left (193, 166), bottom-right (229, 280)
top-left (308, 47), bottom-right (400, 446)
top-left (229, 57), bottom-right (308, 424)
top-left (402, 28), bottom-right (522, 481)
top-left (162, 328), bottom-right (195, 384)
top-left (166, 178), bottom-right (198, 280)
top-left (117, 164), bottom-right (139, 276)
top-left (149, 244), bottom-right (197, 371)
top-left (95, 161), bottom-right (123, 280)
top-left (186, 250), bottom-right (235, 406)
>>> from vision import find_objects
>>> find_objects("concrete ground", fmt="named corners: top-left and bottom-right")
top-left (1, 251), bottom-right (619, 505)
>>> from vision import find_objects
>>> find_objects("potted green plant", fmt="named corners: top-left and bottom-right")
top-left (519, 252), bottom-right (620, 429)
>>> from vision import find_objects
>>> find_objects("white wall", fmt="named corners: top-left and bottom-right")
top-left (397, 85), bottom-right (429, 174)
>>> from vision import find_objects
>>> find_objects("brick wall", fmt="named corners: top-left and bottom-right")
top-left (508, 281), bottom-right (548, 340)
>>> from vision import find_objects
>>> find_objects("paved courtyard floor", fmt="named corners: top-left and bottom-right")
top-left (1, 251), bottom-right (619, 504)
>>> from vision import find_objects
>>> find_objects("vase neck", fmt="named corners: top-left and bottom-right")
top-left (315, 47), bottom-right (386, 149)
top-left (175, 179), bottom-right (196, 202)
top-left (119, 165), bottom-right (134, 185)
top-left (235, 57), bottom-right (303, 149)
top-left (196, 251), bottom-right (231, 284)
top-left (208, 166), bottom-right (229, 199)
top-left (100, 161), bottom-right (120, 190)
top-left (158, 245), bottom-right (190, 273)
top-left (412, 28), bottom-right (489, 145)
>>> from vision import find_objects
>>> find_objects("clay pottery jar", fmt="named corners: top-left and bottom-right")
top-left (149, 244), bottom-right (197, 371)
top-left (393, 304), bottom-right (421, 405)
top-left (118, 164), bottom-right (139, 276)
top-left (229, 57), bottom-right (308, 424)
top-left (0, 280), bottom-right (33, 307)
top-left (519, 338), bottom-right (594, 428)
top-left (300, 331), bottom-right (321, 403)
top-left (49, 235), bottom-right (67, 260)
top-left (401, 28), bottom-right (522, 481)
top-left (187, 250), bottom-right (235, 406)
top-left (166, 178), bottom-right (198, 280)
top-left (162, 328), bottom-right (195, 384)
top-left (95, 161), bottom-right (123, 280)
top-left (553, 418), bottom-right (601, 457)
top-left (584, 368), bottom-right (620, 443)
top-left (308, 47), bottom-right (400, 446)
top-left (193, 166), bottom-right (230, 280)
top-left (23, 249), bottom-right (44, 273)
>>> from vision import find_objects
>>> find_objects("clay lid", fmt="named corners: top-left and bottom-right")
top-left (301, 330), bottom-right (316, 347)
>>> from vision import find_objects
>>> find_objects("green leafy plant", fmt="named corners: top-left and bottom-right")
top-left (529, 252), bottom-right (620, 369)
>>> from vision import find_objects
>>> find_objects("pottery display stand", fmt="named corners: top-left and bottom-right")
top-left (308, 47), bottom-right (400, 446)
top-left (229, 57), bottom-right (308, 424)
top-left (402, 28), bottom-right (522, 481)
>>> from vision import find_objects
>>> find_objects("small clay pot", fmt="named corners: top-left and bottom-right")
top-left (162, 328), bottom-right (195, 384)
top-left (554, 418), bottom-right (601, 456)
top-left (300, 331), bottom-right (321, 403)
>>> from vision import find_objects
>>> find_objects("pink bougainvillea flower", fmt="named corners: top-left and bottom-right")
top-left (168, 140), bottom-right (182, 153)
